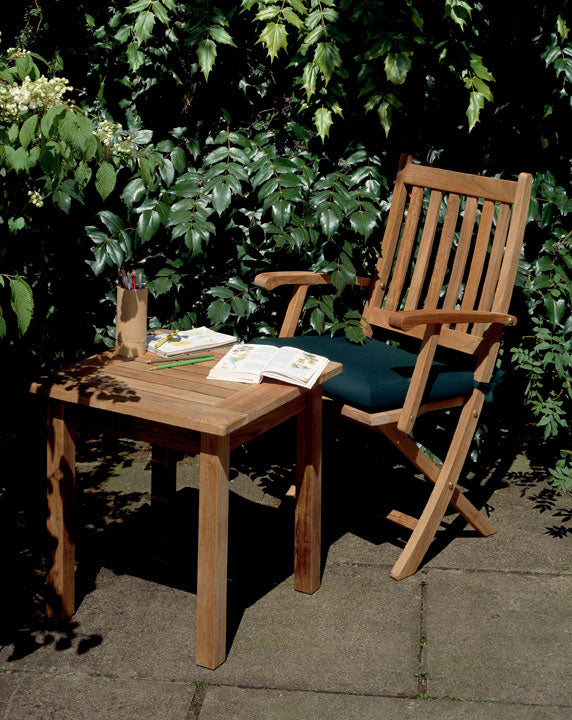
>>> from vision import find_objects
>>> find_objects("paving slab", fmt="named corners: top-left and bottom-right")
top-left (0, 569), bottom-right (201, 682)
top-left (424, 568), bottom-right (572, 706)
top-left (1, 555), bottom-right (420, 699)
top-left (325, 460), bottom-right (571, 576)
top-left (0, 672), bottom-right (22, 720)
top-left (199, 685), bottom-right (572, 720)
top-left (199, 562), bottom-right (421, 696)
top-left (0, 671), bottom-right (193, 720)
top-left (4, 432), bottom-right (570, 719)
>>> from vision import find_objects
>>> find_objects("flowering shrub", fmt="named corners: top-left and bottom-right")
top-left (0, 32), bottom-right (153, 338)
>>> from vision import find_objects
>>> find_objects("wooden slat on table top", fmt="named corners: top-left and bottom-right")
top-left (29, 349), bottom-right (342, 436)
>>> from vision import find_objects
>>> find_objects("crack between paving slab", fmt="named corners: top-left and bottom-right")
top-left (185, 682), bottom-right (207, 719)
top-left (200, 681), bottom-right (414, 700)
top-left (416, 570), bottom-right (428, 698)
top-left (329, 560), bottom-right (571, 578)
top-left (204, 682), bottom-right (572, 711)
top-left (424, 565), bottom-right (572, 578)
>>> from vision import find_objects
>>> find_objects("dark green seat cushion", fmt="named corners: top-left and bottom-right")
top-left (253, 335), bottom-right (474, 411)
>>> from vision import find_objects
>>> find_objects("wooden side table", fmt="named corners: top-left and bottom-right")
top-left (30, 349), bottom-right (341, 669)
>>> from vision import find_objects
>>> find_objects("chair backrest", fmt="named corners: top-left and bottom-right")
top-left (363, 154), bottom-right (532, 355)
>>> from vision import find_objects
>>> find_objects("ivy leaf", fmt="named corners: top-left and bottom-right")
top-left (473, 77), bottom-right (493, 102)
top-left (377, 101), bottom-right (392, 137)
top-left (466, 91), bottom-right (484, 132)
top-left (19, 114), bottom-right (38, 150)
top-left (209, 25), bottom-right (236, 46)
top-left (10, 276), bottom-right (34, 336)
top-left (314, 42), bottom-right (341, 84)
top-left (255, 5), bottom-right (281, 21)
top-left (127, 41), bottom-right (146, 72)
top-left (469, 53), bottom-right (494, 81)
top-left (344, 323), bottom-right (365, 343)
top-left (384, 52), bottom-right (412, 85)
top-left (134, 10), bottom-right (155, 45)
top-left (258, 23), bottom-right (288, 61)
top-left (152, 1), bottom-right (170, 25)
top-left (315, 107), bottom-right (333, 143)
top-left (208, 298), bottom-right (231, 325)
top-left (283, 7), bottom-right (305, 29)
top-left (302, 63), bottom-right (318, 100)
top-left (197, 38), bottom-right (217, 80)
top-left (95, 162), bottom-right (116, 200)
top-left (231, 295), bottom-right (248, 316)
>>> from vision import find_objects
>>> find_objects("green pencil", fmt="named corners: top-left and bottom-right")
top-left (146, 353), bottom-right (213, 364)
top-left (149, 355), bottom-right (215, 371)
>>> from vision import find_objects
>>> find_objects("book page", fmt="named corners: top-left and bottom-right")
top-left (147, 327), bottom-right (235, 356)
top-left (207, 344), bottom-right (278, 383)
top-left (262, 346), bottom-right (329, 387)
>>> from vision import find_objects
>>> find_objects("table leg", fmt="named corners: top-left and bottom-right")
top-left (295, 384), bottom-right (322, 594)
top-left (150, 445), bottom-right (177, 554)
top-left (46, 399), bottom-right (76, 618)
top-left (196, 433), bottom-right (230, 669)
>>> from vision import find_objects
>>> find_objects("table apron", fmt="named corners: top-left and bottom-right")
top-left (70, 392), bottom-right (307, 453)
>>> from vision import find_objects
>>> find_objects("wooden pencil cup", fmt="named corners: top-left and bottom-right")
top-left (115, 287), bottom-right (148, 358)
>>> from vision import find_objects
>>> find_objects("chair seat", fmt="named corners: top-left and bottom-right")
top-left (254, 335), bottom-right (474, 410)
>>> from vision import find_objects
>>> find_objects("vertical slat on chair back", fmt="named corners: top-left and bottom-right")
top-left (363, 155), bottom-right (532, 354)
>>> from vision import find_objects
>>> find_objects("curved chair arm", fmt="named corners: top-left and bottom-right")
top-left (254, 271), bottom-right (371, 337)
top-left (254, 271), bottom-right (331, 290)
top-left (388, 309), bottom-right (516, 331)
top-left (254, 271), bottom-right (371, 290)
top-left (391, 310), bottom-right (516, 434)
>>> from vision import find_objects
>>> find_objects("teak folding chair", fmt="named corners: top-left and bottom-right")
top-left (254, 153), bottom-right (532, 580)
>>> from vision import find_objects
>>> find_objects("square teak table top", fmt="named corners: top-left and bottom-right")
top-left (29, 348), bottom-right (341, 669)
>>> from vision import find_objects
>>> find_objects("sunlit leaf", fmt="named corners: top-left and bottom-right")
top-left (258, 22), bottom-right (288, 61)
top-left (315, 107), bottom-right (332, 142)
top-left (197, 38), bottom-right (217, 80)
top-left (10, 276), bottom-right (34, 336)
top-left (314, 42), bottom-right (341, 84)
top-left (134, 10), bottom-right (155, 45)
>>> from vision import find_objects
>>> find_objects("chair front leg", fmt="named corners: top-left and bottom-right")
top-left (390, 389), bottom-right (486, 580)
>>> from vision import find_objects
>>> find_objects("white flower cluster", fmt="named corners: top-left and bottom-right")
top-left (0, 74), bottom-right (73, 117)
top-left (6, 47), bottom-right (31, 58)
top-left (94, 120), bottom-right (137, 155)
top-left (27, 189), bottom-right (44, 207)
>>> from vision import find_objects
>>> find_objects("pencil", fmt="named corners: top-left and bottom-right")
top-left (146, 354), bottom-right (213, 364)
top-left (154, 330), bottom-right (178, 348)
top-left (149, 356), bottom-right (215, 371)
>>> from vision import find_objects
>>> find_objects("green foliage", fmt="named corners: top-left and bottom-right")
top-left (84, 126), bottom-right (387, 343)
top-left (1, 2), bottom-right (571, 495)
top-left (513, 170), bottom-right (572, 492)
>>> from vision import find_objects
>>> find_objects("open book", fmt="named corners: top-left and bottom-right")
top-left (207, 344), bottom-right (329, 389)
top-left (147, 326), bottom-right (236, 357)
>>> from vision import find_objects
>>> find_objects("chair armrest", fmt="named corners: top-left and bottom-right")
top-left (254, 271), bottom-right (331, 290)
top-left (254, 271), bottom-right (371, 291)
top-left (388, 309), bottom-right (516, 331)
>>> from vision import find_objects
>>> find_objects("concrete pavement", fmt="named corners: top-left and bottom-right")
top-left (1, 426), bottom-right (570, 719)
